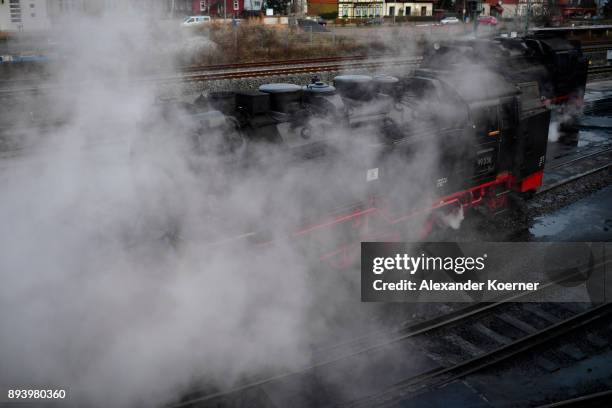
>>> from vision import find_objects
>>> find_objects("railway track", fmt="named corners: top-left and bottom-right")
top-left (580, 44), bottom-right (612, 56)
top-left (180, 55), bottom-right (371, 73)
top-left (1, 57), bottom-right (610, 97)
top-left (588, 65), bottom-right (612, 74)
top-left (540, 146), bottom-right (612, 193)
top-left (0, 55), bottom-right (409, 92)
top-left (586, 65), bottom-right (612, 81)
top-left (2, 66), bottom-right (609, 103)
top-left (0, 55), bottom-right (374, 89)
top-left (173, 57), bottom-right (420, 83)
top-left (168, 262), bottom-right (610, 408)
top-left (349, 302), bottom-right (612, 408)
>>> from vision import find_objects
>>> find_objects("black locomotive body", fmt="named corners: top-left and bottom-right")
top-left (168, 35), bottom-right (587, 266)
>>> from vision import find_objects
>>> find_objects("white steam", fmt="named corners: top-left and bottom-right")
top-left (549, 103), bottom-right (582, 143)
top-left (439, 205), bottom-right (465, 230)
top-left (0, 14), bottom-right (500, 408)
top-left (548, 119), bottom-right (561, 142)
top-left (0, 13), bottom-right (316, 407)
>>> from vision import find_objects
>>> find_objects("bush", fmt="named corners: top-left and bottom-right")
top-left (188, 21), bottom-right (364, 65)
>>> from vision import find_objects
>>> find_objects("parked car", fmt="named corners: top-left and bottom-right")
top-left (181, 16), bottom-right (212, 27)
top-left (440, 16), bottom-right (460, 25)
top-left (306, 16), bottom-right (327, 26)
top-left (477, 15), bottom-right (498, 25)
top-left (297, 19), bottom-right (329, 32)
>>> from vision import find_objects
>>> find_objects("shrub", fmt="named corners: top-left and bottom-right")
top-left (188, 20), bottom-right (364, 65)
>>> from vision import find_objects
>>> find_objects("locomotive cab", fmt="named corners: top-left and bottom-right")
top-left (512, 81), bottom-right (551, 194)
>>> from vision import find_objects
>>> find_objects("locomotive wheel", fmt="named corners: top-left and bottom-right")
top-left (508, 191), bottom-right (530, 215)
top-left (521, 190), bottom-right (536, 200)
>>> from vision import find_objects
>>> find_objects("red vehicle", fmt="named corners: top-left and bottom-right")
top-left (478, 15), bottom-right (498, 25)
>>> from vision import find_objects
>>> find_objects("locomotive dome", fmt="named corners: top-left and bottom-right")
top-left (372, 75), bottom-right (399, 84)
top-left (258, 83), bottom-right (303, 93)
top-left (333, 75), bottom-right (372, 85)
top-left (302, 81), bottom-right (336, 95)
top-left (373, 75), bottom-right (400, 95)
top-left (333, 75), bottom-right (374, 99)
top-left (258, 83), bottom-right (302, 112)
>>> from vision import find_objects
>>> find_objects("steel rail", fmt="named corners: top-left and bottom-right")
top-left (0, 55), bottom-right (374, 87)
top-left (176, 58), bottom-right (421, 83)
top-left (581, 44), bottom-right (612, 51)
top-left (548, 146), bottom-right (612, 171)
top-left (539, 162), bottom-right (612, 194)
top-left (180, 55), bottom-right (372, 72)
top-left (0, 57), bottom-right (422, 94)
top-left (588, 65), bottom-right (612, 74)
top-left (536, 389), bottom-right (612, 407)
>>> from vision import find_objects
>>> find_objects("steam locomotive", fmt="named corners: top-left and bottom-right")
top-left (164, 35), bottom-right (588, 267)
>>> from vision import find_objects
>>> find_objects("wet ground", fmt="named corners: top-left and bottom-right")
top-left (529, 80), bottom-right (612, 242)
top-left (531, 185), bottom-right (612, 241)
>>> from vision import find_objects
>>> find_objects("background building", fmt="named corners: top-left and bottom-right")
top-left (166, 0), bottom-right (196, 16)
top-left (483, 0), bottom-right (518, 16)
top-left (385, 0), bottom-right (433, 16)
top-left (338, 0), bottom-right (383, 17)
top-left (205, 0), bottom-right (243, 17)
top-left (1, 0), bottom-right (207, 32)
top-left (336, 0), bottom-right (433, 17)
top-left (243, 0), bottom-right (264, 15)
top-left (0, 0), bottom-right (51, 31)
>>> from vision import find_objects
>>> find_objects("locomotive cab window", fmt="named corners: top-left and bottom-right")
top-left (473, 105), bottom-right (500, 137)
top-left (500, 102), bottom-right (517, 131)
top-left (555, 52), bottom-right (570, 74)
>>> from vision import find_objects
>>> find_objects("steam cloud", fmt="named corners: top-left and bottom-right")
top-left (0, 12), bottom-right (496, 407)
